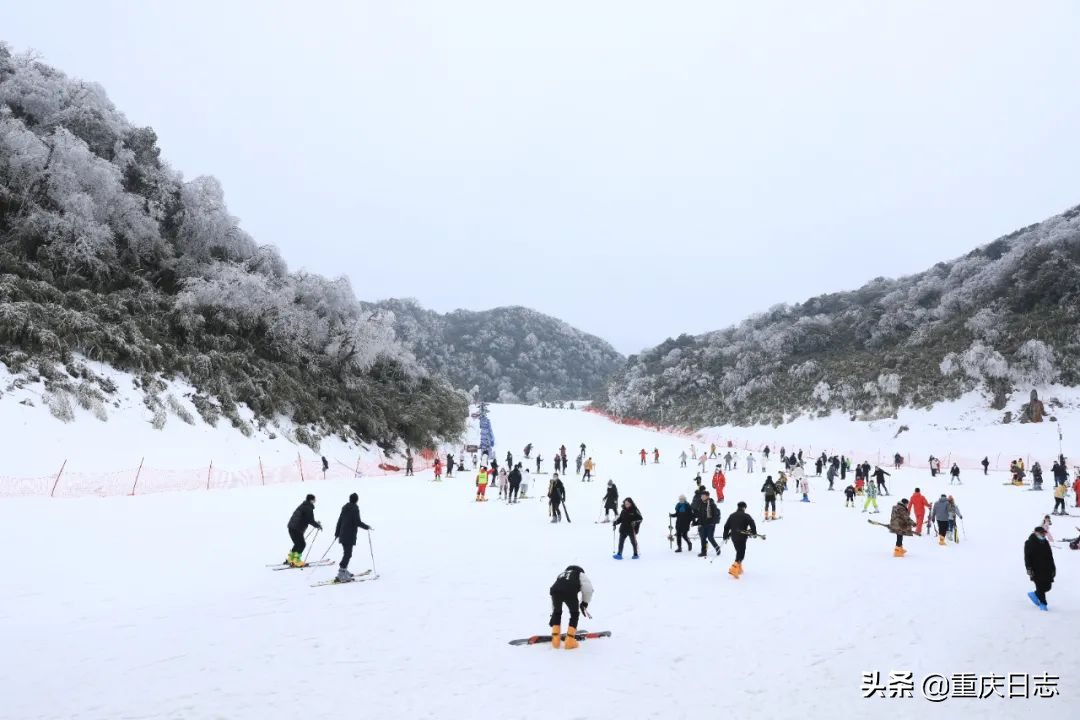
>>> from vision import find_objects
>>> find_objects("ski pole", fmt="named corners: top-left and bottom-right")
top-left (367, 529), bottom-right (377, 576)
top-left (960, 517), bottom-right (967, 539)
top-left (317, 535), bottom-right (336, 562)
top-left (302, 529), bottom-right (320, 564)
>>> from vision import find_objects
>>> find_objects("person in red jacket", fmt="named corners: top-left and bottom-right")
top-left (433, 457), bottom-right (443, 481)
top-left (639, 449), bottom-right (647, 466)
top-left (712, 468), bottom-right (727, 503)
top-left (1073, 475), bottom-right (1080, 508)
top-left (909, 487), bottom-right (931, 535)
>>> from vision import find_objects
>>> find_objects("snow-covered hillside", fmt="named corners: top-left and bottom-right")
top-left (2, 403), bottom-right (1075, 719)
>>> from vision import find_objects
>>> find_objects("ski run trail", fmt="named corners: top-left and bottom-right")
top-left (2, 403), bottom-right (1077, 720)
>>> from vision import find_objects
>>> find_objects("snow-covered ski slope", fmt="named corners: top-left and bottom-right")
top-left (2, 403), bottom-right (1075, 720)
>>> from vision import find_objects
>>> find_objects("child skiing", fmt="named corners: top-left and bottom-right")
top-left (799, 475), bottom-right (810, 502)
top-left (844, 484), bottom-right (856, 508)
top-left (639, 449), bottom-right (648, 466)
top-left (670, 495), bottom-right (694, 553)
top-left (549, 565), bottom-right (594, 648)
top-left (862, 474), bottom-right (880, 514)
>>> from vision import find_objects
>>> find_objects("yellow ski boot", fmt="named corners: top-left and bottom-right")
top-left (551, 625), bottom-right (561, 649)
top-left (564, 626), bottom-right (579, 649)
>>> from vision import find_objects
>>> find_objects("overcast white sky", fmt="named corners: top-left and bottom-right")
top-left (4, 1), bottom-right (1080, 354)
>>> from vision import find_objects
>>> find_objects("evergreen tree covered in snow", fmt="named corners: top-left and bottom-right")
top-left (369, 299), bottom-right (623, 403)
top-left (599, 204), bottom-right (1080, 426)
top-left (0, 44), bottom-right (466, 449)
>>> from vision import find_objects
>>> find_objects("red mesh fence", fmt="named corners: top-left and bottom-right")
top-left (0, 453), bottom-right (435, 499)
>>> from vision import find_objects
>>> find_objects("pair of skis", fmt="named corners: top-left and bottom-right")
top-left (508, 630), bottom-right (612, 646)
top-left (311, 569), bottom-right (378, 588)
top-left (268, 559), bottom-right (336, 571)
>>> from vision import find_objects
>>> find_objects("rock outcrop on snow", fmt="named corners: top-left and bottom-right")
top-left (599, 204), bottom-right (1080, 427)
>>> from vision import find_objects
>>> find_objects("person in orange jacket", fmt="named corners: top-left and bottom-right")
top-left (639, 449), bottom-right (647, 466)
top-left (909, 487), bottom-right (931, 534)
top-left (712, 467), bottom-right (727, 503)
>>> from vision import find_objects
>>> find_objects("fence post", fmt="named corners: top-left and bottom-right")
top-left (206, 460), bottom-right (213, 491)
top-left (49, 459), bottom-right (67, 498)
top-left (130, 457), bottom-right (144, 496)
top-left (354, 455), bottom-right (362, 478)
top-left (297, 453), bottom-right (305, 482)
top-left (996, 453), bottom-right (1001, 471)
top-left (259, 456), bottom-right (265, 486)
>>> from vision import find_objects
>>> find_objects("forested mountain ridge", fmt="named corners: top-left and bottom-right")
top-left (369, 299), bottom-right (624, 403)
top-left (598, 204), bottom-right (1080, 427)
top-left (0, 43), bottom-right (466, 449)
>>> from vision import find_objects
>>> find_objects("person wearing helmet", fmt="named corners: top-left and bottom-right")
top-left (549, 565), bottom-right (594, 649)
top-left (285, 494), bottom-right (322, 567)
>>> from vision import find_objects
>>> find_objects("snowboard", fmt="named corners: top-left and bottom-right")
top-left (508, 630), bottom-right (612, 646)
top-left (867, 519), bottom-right (920, 536)
top-left (739, 530), bottom-right (766, 540)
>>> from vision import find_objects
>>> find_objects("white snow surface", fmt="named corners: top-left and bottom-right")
top-left (2, 402), bottom-right (1077, 719)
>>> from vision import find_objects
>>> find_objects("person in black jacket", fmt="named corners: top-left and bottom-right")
top-left (334, 493), bottom-right (372, 582)
top-left (613, 498), bottom-right (643, 559)
top-left (669, 495), bottom-right (694, 553)
top-left (508, 464), bottom-right (523, 503)
top-left (548, 474), bottom-right (566, 523)
top-left (602, 481), bottom-right (619, 521)
top-left (693, 490), bottom-right (722, 557)
top-left (760, 476), bottom-right (778, 521)
top-left (446, 453), bottom-right (455, 478)
top-left (285, 494), bottom-right (322, 567)
top-left (549, 565), bottom-right (594, 649)
top-left (722, 501), bottom-right (757, 578)
top-left (1024, 525), bottom-right (1056, 610)
top-left (874, 466), bottom-right (891, 495)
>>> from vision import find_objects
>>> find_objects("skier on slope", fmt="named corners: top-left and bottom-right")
top-left (524, 443), bottom-right (532, 459)
top-left (653, 448), bottom-right (660, 464)
top-left (722, 501), bottom-right (757, 579)
top-left (1032, 462), bottom-right (1044, 490)
top-left (844, 484), bottom-right (856, 508)
top-left (475, 466), bottom-right (490, 502)
top-left (1052, 483), bottom-right (1067, 515)
top-left (446, 453), bottom-right (456, 478)
top-left (497, 467), bottom-right (509, 500)
top-left (405, 451), bottom-right (414, 477)
top-left (321, 456), bottom-right (329, 478)
top-left (1024, 526), bottom-right (1055, 611)
top-left (612, 498), bottom-right (643, 560)
top-left (799, 474), bottom-right (810, 502)
top-left (508, 464), bottom-right (523, 503)
top-left (862, 474), bottom-right (880, 514)
top-left (889, 498), bottom-right (915, 558)
top-left (826, 462), bottom-right (837, 491)
top-left (536, 454), bottom-right (543, 473)
top-left (549, 565), bottom-right (595, 648)
top-left (285, 494), bottom-right (322, 567)
top-left (932, 494), bottom-right (951, 545)
top-left (1040, 514), bottom-right (1055, 542)
top-left (433, 457), bottom-right (443, 481)
top-left (1052, 461), bottom-right (1067, 487)
top-left (670, 495), bottom-right (694, 553)
top-left (548, 474), bottom-right (566, 522)
top-left (724, 451), bottom-right (733, 471)
top-left (693, 490), bottom-right (722, 557)
top-left (680, 451), bottom-right (688, 468)
top-left (982, 456), bottom-right (990, 475)
top-left (873, 466), bottom-right (891, 496)
top-left (602, 481), bottom-right (619, 521)
top-left (950, 463), bottom-right (961, 485)
top-left (333, 493), bottom-right (372, 582)
top-left (640, 449), bottom-right (648, 466)
top-left (1074, 474), bottom-right (1080, 507)
top-left (909, 487), bottom-right (931, 535)
top-left (712, 466), bottom-right (727, 503)
top-left (583, 457), bottom-right (595, 482)
top-left (698, 453), bottom-right (708, 473)
top-left (746, 453), bottom-right (756, 473)
top-left (760, 476), bottom-right (778, 520)
top-left (554, 454), bottom-right (563, 475)
top-left (575, 454), bottom-right (583, 476)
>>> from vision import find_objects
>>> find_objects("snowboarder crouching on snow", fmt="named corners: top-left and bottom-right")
top-left (549, 565), bottom-right (594, 649)
top-left (844, 485), bottom-right (856, 507)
